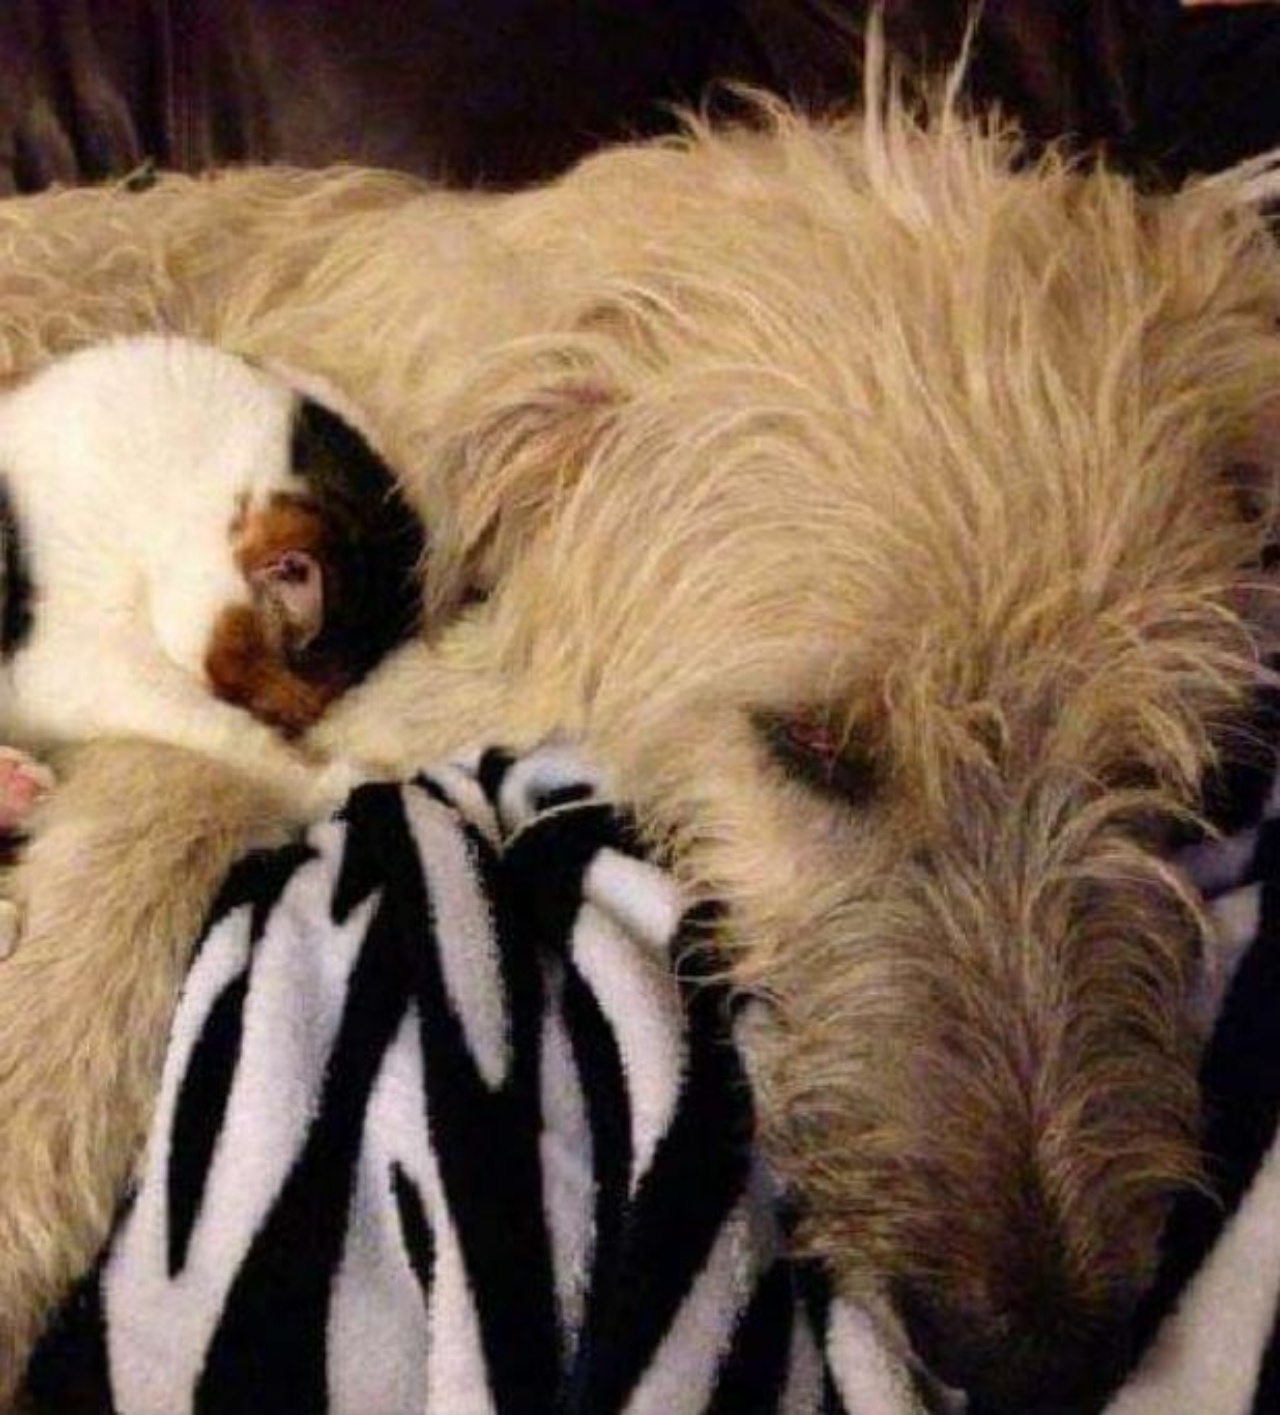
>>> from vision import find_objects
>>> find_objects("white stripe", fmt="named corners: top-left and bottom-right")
top-left (781, 1304), bottom-right (826, 1415)
top-left (540, 960), bottom-right (595, 1356)
top-left (623, 1203), bottom-right (759, 1415)
top-left (584, 848), bottom-right (685, 956)
top-left (106, 820), bottom-right (374, 1415)
top-left (496, 740), bottom-right (609, 834)
top-left (825, 1300), bottom-right (925, 1415)
top-left (327, 1008), bottom-right (435, 1415)
top-left (414, 1028), bottom-right (499, 1415)
top-left (570, 901), bottom-right (686, 1195)
top-left (421, 762), bottom-right (502, 847)
top-left (403, 786), bottom-right (509, 1090)
top-left (1193, 884), bottom-right (1263, 1032)
top-left (1105, 1126), bottom-right (1280, 1415)
top-left (332, 997), bottom-right (497, 1415)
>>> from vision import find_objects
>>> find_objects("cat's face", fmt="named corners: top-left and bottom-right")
top-left (205, 490), bottom-right (338, 736)
top-left (3, 335), bottom-right (425, 740)
top-left (199, 374), bottom-right (426, 737)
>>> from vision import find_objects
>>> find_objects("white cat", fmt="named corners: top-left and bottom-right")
top-left (0, 335), bottom-right (423, 948)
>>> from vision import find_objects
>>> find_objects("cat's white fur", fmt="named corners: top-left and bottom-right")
top-left (0, 336), bottom-right (353, 813)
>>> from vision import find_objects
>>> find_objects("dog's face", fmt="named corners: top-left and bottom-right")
top-left (428, 112), bottom-right (1280, 1409)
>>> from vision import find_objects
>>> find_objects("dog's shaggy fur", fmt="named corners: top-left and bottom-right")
top-left (0, 70), bottom-right (1278, 1410)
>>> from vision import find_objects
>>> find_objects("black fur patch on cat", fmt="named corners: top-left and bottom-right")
top-left (288, 400), bottom-right (425, 686)
top-left (0, 478), bottom-right (34, 657)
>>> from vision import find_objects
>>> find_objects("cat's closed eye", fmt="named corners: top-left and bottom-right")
top-left (205, 495), bottom-right (342, 736)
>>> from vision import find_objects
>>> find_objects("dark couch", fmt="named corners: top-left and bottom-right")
top-left (1, 1), bottom-right (1278, 197)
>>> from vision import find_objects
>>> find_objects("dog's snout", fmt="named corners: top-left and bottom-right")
top-left (898, 1282), bottom-right (1131, 1415)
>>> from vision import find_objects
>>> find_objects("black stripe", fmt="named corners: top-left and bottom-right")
top-left (24, 1267), bottom-right (115, 1415)
top-left (534, 782), bottom-right (597, 813)
top-left (796, 1270), bottom-right (853, 1415)
top-left (344, 776), bottom-right (570, 1413)
top-left (822, 1366), bottom-right (847, 1415)
top-left (196, 788), bottom-right (419, 1414)
top-left (1134, 849), bottom-right (1280, 1351)
top-left (165, 838), bottom-right (318, 1272)
top-left (168, 972), bottom-right (249, 1277)
top-left (559, 961), bottom-right (634, 1409)
top-left (402, 780), bottom-right (562, 1413)
top-left (501, 794), bottom-right (641, 1412)
top-left (564, 902), bottom-right (755, 1410)
top-left (413, 771), bottom-right (479, 817)
top-left (705, 1261), bottom-right (796, 1415)
top-left (1253, 1305), bottom-right (1280, 1415)
top-left (477, 747), bottom-right (517, 804)
top-left (390, 1162), bottom-right (436, 1298)
top-left (0, 477), bottom-right (33, 655)
top-left (1194, 686), bottom-right (1280, 839)
top-left (197, 837), bottom-right (317, 959)
top-left (1239, 840), bottom-right (1280, 1415)
top-left (502, 801), bottom-right (638, 954)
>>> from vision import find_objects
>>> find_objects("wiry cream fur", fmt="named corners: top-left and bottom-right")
top-left (0, 72), bottom-right (1278, 1408)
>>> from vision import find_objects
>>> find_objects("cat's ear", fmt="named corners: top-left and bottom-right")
top-left (289, 397), bottom-right (405, 523)
top-left (263, 361), bottom-right (386, 459)
top-left (287, 395), bottom-right (427, 668)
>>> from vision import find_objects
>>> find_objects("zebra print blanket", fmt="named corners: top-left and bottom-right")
top-left (25, 742), bottom-right (1280, 1415)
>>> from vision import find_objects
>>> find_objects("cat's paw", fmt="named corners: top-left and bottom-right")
top-left (0, 748), bottom-right (55, 834)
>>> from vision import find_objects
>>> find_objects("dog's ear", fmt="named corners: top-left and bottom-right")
top-left (424, 338), bottom-right (624, 617)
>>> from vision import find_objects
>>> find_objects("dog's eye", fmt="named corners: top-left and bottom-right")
top-left (758, 712), bottom-right (880, 806)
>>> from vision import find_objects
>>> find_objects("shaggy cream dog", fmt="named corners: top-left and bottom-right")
top-left (0, 65), bottom-right (1277, 1410)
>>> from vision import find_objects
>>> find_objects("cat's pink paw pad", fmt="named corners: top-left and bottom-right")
top-left (0, 748), bottom-right (55, 833)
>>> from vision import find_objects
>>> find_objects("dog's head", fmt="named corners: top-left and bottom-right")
top-left (426, 96), bottom-right (1280, 1409)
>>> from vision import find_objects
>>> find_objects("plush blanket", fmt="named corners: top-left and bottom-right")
top-left (24, 741), bottom-right (1280, 1415)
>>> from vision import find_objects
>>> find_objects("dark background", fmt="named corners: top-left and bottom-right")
top-left (1, 1), bottom-right (1278, 195)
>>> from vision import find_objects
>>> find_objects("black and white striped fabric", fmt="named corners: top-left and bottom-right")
top-left (1108, 742), bottom-right (1280, 1415)
top-left (25, 740), bottom-right (1280, 1415)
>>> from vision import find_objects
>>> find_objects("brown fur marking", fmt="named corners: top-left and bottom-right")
top-left (230, 492), bottom-right (329, 578)
top-left (206, 493), bottom-right (345, 733)
top-left (203, 602), bottom-right (338, 736)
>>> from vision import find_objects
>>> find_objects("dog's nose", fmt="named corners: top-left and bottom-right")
top-left (898, 1284), bottom-right (1130, 1415)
